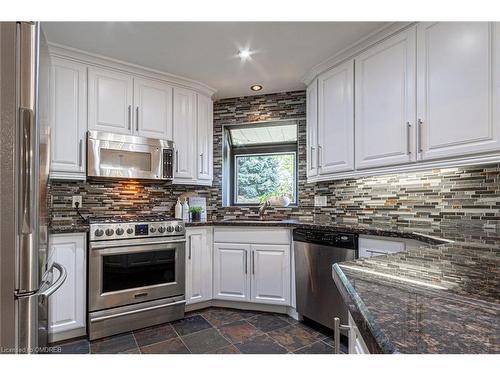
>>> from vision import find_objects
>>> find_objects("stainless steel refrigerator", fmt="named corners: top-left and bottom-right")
top-left (0, 22), bottom-right (67, 354)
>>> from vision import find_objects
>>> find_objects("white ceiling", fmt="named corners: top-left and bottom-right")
top-left (42, 22), bottom-right (388, 99)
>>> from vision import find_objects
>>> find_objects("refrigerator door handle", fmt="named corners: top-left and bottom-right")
top-left (40, 262), bottom-right (67, 298)
top-left (19, 107), bottom-right (34, 234)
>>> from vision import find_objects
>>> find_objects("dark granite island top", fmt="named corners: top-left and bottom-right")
top-left (332, 240), bottom-right (500, 354)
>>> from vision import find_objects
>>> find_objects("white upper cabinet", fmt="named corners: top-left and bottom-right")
top-left (173, 87), bottom-right (197, 182)
top-left (250, 244), bottom-right (290, 306)
top-left (317, 60), bottom-right (355, 174)
top-left (306, 22), bottom-right (500, 182)
top-left (355, 27), bottom-right (417, 169)
top-left (306, 81), bottom-right (319, 178)
top-left (196, 94), bottom-right (213, 183)
top-left (133, 78), bottom-right (173, 140)
top-left (49, 57), bottom-right (87, 179)
top-left (88, 67), bottom-right (134, 135)
top-left (417, 22), bottom-right (500, 160)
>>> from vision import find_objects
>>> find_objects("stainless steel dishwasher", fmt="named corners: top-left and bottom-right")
top-left (293, 228), bottom-right (358, 331)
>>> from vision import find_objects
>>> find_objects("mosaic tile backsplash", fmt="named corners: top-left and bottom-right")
top-left (49, 90), bottom-right (500, 229)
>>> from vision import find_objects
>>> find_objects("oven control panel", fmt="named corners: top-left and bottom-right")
top-left (90, 221), bottom-right (185, 241)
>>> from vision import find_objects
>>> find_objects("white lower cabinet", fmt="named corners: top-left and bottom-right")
top-left (48, 233), bottom-right (86, 343)
top-left (250, 244), bottom-right (290, 305)
top-left (185, 227), bottom-right (213, 305)
top-left (213, 243), bottom-right (251, 301)
top-left (348, 312), bottom-right (370, 354)
top-left (213, 228), bottom-right (291, 306)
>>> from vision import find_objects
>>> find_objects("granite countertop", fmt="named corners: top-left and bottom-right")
top-left (332, 240), bottom-right (500, 354)
top-left (49, 216), bottom-right (500, 353)
top-left (186, 219), bottom-right (500, 245)
top-left (50, 218), bottom-right (500, 245)
top-left (49, 223), bottom-right (90, 234)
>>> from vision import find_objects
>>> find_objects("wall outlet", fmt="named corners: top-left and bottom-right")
top-left (314, 195), bottom-right (327, 207)
top-left (72, 195), bottom-right (82, 208)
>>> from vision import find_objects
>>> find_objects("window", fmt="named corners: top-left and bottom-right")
top-left (223, 121), bottom-right (298, 206)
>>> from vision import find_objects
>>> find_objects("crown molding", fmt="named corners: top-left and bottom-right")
top-left (48, 42), bottom-right (217, 97)
top-left (302, 22), bottom-right (415, 86)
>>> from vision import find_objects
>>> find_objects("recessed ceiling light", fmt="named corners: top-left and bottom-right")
top-left (250, 84), bottom-right (263, 91)
top-left (238, 49), bottom-right (251, 60)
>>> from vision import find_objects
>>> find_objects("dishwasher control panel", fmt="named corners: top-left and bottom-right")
top-left (293, 229), bottom-right (358, 249)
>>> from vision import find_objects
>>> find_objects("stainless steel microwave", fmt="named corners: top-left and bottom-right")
top-left (87, 131), bottom-right (174, 180)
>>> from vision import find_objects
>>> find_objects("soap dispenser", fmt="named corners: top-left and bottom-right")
top-left (175, 198), bottom-right (182, 219)
top-left (182, 199), bottom-right (190, 222)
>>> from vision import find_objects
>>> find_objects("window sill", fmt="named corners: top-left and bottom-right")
top-left (223, 205), bottom-right (298, 208)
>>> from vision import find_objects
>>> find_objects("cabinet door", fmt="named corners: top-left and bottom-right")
top-left (317, 60), bottom-right (355, 174)
top-left (250, 244), bottom-right (290, 305)
top-left (196, 94), bottom-right (213, 182)
top-left (186, 228), bottom-right (212, 305)
top-left (417, 22), bottom-right (500, 160)
top-left (355, 27), bottom-right (416, 169)
top-left (348, 312), bottom-right (370, 354)
top-left (133, 78), bottom-right (173, 139)
top-left (173, 87), bottom-right (197, 181)
top-left (213, 243), bottom-right (250, 301)
top-left (48, 233), bottom-right (86, 342)
top-left (50, 57), bottom-right (87, 178)
top-left (88, 67), bottom-right (133, 135)
top-left (306, 81), bottom-right (319, 178)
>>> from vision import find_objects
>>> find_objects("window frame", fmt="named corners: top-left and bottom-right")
top-left (230, 142), bottom-right (298, 206)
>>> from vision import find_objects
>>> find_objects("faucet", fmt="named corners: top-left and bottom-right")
top-left (259, 200), bottom-right (271, 220)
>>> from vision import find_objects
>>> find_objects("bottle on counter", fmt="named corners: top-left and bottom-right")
top-left (175, 198), bottom-right (182, 219)
top-left (182, 199), bottom-right (190, 222)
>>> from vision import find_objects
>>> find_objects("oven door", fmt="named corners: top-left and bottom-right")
top-left (88, 237), bottom-right (185, 311)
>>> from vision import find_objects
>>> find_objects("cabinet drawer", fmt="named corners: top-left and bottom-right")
top-left (214, 227), bottom-right (290, 245)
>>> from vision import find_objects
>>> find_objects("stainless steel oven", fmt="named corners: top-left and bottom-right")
top-left (87, 131), bottom-right (174, 180)
top-left (89, 237), bottom-right (185, 311)
top-left (88, 216), bottom-right (185, 340)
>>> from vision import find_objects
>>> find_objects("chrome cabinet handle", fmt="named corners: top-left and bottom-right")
top-left (367, 249), bottom-right (389, 256)
top-left (406, 122), bottom-right (412, 155)
top-left (175, 150), bottom-right (179, 172)
top-left (19, 108), bottom-right (34, 234)
top-left (417, 118), bottom-right (423, 153)
top-left (333, 317), bottom-right (351, 354)
top-left (200, 153), bottom-right (204, 174)
top-left (252, 251), bottom-right (255, 275)
top-left (244, 250), bottom-right (248, 274)
top-left (310, 146), bottom-right (316, 170)
top-left (317, 145), bottom-right (322, 169)
top-left (136, 106), bottom-right (139, 131)
top-left (40, 262), bottom-right (67, 298)
top-left (79, 139), bottom-right (83, 167)
top-left (188, 237), bottom-right (192, 260)
top-left (128, 105), bottom-right (131, 130)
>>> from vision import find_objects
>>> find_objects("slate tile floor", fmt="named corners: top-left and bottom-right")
top-left (52, 307), bottom-right (347, 354)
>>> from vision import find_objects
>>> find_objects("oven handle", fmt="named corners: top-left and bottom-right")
top-left (90, 238), bottom-right (186, 250)
top-left (89, 299), bottom-right (186, 323)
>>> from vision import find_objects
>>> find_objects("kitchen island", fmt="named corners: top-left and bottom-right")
top-left (332, 239), bottom-right (500, 354)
